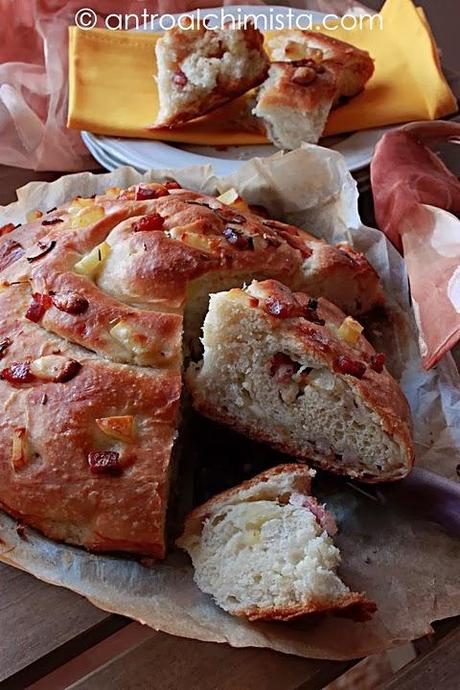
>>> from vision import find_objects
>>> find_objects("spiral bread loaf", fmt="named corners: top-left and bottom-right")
top-left (0, 181), bottom-right (383, 556)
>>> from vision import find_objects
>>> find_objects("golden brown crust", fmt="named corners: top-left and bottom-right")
top-left (299, 31), bottom-right (374, 101)
top-left (256, 31), bottom-right (374, 145)
top-left (1, 186), bottom-right (381, 317)
top-left (182, 463), bottom-right (313, 534)
top-left (0, 182), bottom-right (382, 555)
top-left (257, 61), bottom-right (337, 113)
top-left (0, 284), bottom-right (181, 557)
top-left (190, 280), bottom-right (414, 482)
top-left (267, 30), bottom-right (374, 103)
top-left (240, 591), bottom-right (376, 623)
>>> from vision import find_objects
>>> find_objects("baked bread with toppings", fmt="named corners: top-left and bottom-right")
top-left (152, 23), bottom-right (269, 128)
top-left (177, 464), bottom-right (375, 621)
top-left (1, 184), bottom-right (382, 353)
top-left (254, 31), bottom-right (374, 149)
top-left (0, 182), bottom-right (383, 556)
top-left (187, 279), bottom-right (414, 482)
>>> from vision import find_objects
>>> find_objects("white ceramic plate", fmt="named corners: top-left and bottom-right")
top-left (81, 5), bottom-right (389, 174)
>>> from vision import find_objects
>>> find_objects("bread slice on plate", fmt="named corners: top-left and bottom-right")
top-left (253, 60), bottom-right (337, 150)
top-left (152, 23), bottom-right (269, 128)
top-left (254, 31), bottom-right (374, 149)
top-left (177, 464), bottom-right (375, 621)
top-left (187, 280), bottom-right (414, 482)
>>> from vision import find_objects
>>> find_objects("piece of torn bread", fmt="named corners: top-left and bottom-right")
top-left (253, 60), bottom-right (337, 150)
top-left (152, 23), bottom-right (269, 128)
top-left (187, 280), bottom-right (414, 482)
top-left (177, 464), bottom-right (375, 622)
top-left (254, 31), bottom-right (374, 149)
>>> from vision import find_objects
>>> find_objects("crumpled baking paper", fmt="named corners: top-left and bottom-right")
top-left (0, 145), bottom-right (459, 660)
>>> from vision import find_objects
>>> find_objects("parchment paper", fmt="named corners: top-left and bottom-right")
top-left (0, 145), bottom-right (459, 660)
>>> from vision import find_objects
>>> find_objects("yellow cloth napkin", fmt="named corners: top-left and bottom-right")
top-left (68, 0), bottom-right (458, 144)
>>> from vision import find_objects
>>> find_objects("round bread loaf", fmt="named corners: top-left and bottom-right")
top-left (0, 181), bottom-right (382, 556)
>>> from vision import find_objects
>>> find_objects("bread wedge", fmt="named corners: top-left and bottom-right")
top-left (152, 23), bottom-right (269, 128)
top-left (187, 280), bottom-right (414, 482)
top-left (177, 464), bottom-right (375, 621)
top-left (254, 31), bottom-right (374, 149)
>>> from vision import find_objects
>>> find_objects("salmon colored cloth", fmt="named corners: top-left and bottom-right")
top-left (371, 122), bottom-right (460, 369)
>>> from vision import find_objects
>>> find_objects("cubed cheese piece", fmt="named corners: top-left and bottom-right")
top-left (337, 316), bottom-right (364, 345)
top-left (74, 241), bottom-right (111, 278)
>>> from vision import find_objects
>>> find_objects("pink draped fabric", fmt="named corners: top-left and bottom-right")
top-left (371, 122), bottom-right (460, 253)
top-left (371, 121), bottom-right (460, 368)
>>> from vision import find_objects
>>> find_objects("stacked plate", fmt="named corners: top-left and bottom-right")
top-left (82, 126), bottom-right (391, 177)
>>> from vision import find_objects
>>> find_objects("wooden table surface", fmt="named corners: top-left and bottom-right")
top-left (1, 1), bottom-right (459, 687)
